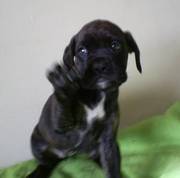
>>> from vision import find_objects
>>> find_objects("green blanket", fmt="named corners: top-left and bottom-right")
top-left (1, 102), bottom-right (180, 178)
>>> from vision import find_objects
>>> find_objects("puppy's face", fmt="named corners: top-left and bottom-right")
top-left (63, 20), bottom-right (142, 90)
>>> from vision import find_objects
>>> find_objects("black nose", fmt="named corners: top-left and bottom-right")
top-left (93, 58), bottom-right (110, 74)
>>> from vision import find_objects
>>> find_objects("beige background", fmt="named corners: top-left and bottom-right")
top-left (0, 0), bottom-right (180, 167)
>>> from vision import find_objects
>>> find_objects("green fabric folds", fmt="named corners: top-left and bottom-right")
top-left (1, 101), bottom-right (180, 178)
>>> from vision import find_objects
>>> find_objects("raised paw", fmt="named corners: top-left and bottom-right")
top-left (47, 63), bottom-right (80, 96)
top-left (47, 63), bottom-right (65, 88)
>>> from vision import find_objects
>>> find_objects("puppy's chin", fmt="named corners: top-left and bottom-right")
top-left (96, 80), bottom-right (116, 90)
top-left (80, 75), bottom-right (128, 90)
top-left (95, 75), bottom-right (128, 90)
top-left (80, 80), bottom-right (119, 91)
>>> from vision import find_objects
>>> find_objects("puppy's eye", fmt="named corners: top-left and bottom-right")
top-left (78, 47), bottom-right (88, 56)
top-left (111, 41), bottom-right (121, 51)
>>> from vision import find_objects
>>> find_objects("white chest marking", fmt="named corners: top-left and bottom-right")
top-left (84, 96), bottom-right (105, 124)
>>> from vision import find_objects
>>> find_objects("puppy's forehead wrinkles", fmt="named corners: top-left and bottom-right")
top-left (78, 20), bottom-right (123, 37)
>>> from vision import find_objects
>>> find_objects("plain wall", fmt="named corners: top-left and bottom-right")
top-left (0, 0), bottom-right (180, 167)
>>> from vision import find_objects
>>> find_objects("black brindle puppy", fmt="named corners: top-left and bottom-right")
top-left (27, 20), bottom-right (142, 178)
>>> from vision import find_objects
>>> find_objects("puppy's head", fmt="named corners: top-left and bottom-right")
top-left (63, 20), bottom-right (142, 90)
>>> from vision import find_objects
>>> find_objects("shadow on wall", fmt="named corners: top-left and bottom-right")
top-left (119, 84), bottom-right (177, 128)
top-left (119, 42), bottom-right (180, 128)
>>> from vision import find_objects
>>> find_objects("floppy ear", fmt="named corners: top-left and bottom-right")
top-left (63, 36), bottom-right (76, 70)
top-left (124, 31), bottom-right (142, 73)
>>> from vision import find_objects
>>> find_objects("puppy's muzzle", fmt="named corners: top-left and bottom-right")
top-left (93, 57), bottom-right (111, 74)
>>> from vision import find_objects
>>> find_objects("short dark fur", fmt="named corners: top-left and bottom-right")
top-left (27, 20), bottom-right (141, 178)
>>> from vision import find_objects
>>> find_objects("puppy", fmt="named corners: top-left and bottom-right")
top-left (27, 20), bottom-right (142, 178)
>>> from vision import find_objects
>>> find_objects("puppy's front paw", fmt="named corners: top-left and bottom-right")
top-left (47, 63), bottom-right (80, 96)
top-left (26, 171), bottom-right (37, 178)
top-left (47, 63), bottom-right (65, 89)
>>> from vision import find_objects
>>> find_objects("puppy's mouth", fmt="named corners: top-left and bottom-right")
top-left (80, 77), bottom-right (125, 91)
top-left (96, 77), bottom-right (127, 90)
top-left (96, 79), bottom-right (116, 89)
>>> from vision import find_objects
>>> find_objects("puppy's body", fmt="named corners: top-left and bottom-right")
top-left (32, 89), bottom-right (119, 158)
top-left (27, 20), bottom-right (141, 178)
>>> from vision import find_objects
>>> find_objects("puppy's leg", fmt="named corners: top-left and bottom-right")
top-left (99, 136), bottom-right (122, 178)
top-left (47, 63), bottom-right (82, 130)
top-left (89, 148), bottom-right (102, 168)
top-left (26, 163), bottom-right (59, 178)
top-left (26, 127), bottom-right (62, 178)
